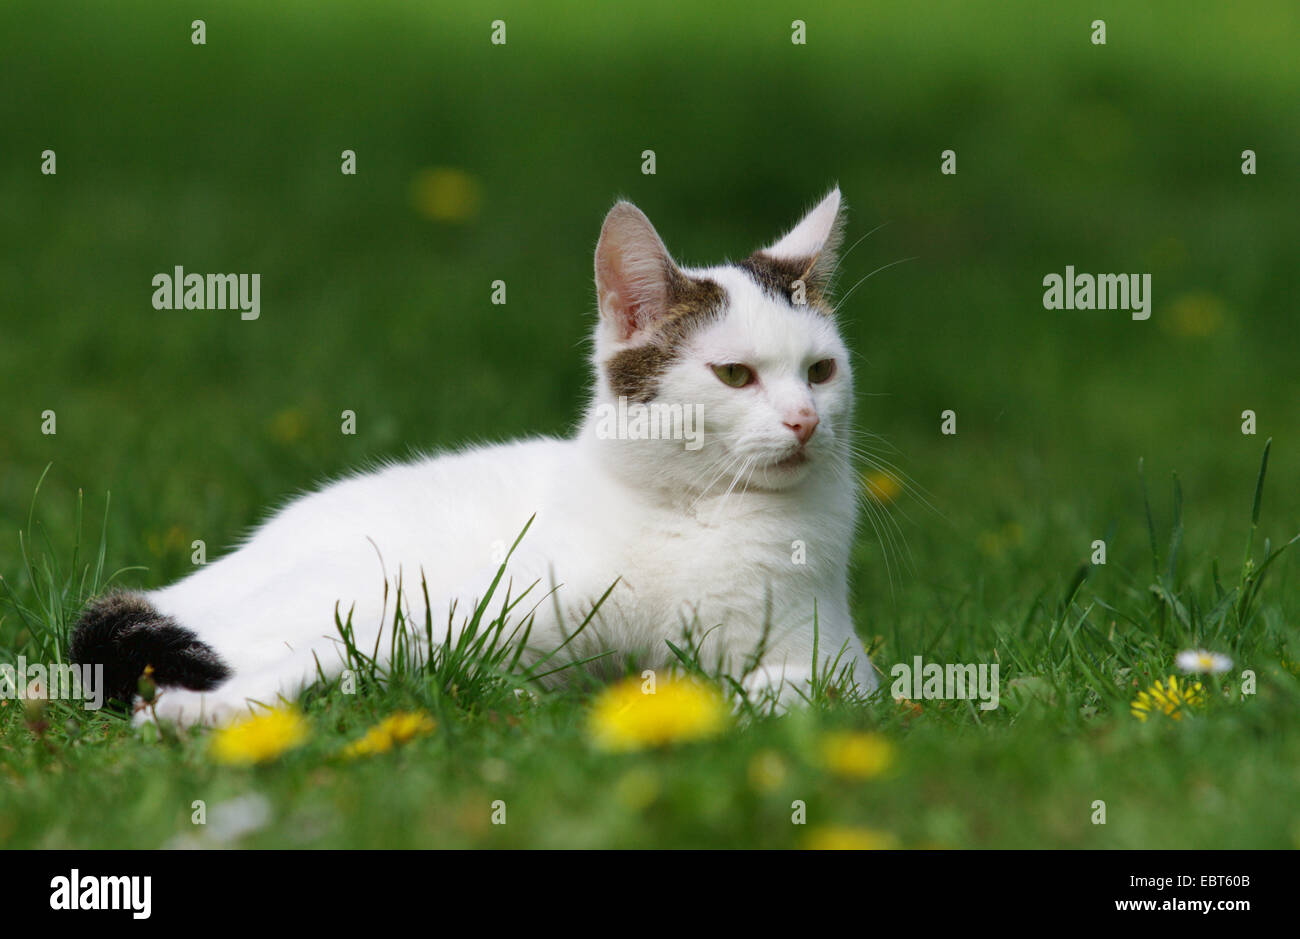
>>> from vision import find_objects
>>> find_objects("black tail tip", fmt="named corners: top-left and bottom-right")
top-left (70, 591), bottom-right (232, 706)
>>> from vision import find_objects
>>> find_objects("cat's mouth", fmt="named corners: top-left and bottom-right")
top-left (771, 448), bottom-right (810, 471)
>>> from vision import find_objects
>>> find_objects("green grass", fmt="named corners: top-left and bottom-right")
top-left (2, 443), bottom-right (1297, 848)
top-left (2, 0), bottom-right (1299, 848)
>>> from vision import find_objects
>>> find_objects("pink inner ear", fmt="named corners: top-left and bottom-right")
top-left (599, 288), bottom-right (642, 341)
top-left (595, 202), bottom-right (675, 341)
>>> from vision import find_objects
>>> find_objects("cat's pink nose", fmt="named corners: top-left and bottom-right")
top-left (784, 411), bottom-right (819, 445)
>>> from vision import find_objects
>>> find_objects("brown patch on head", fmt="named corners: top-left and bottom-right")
top-left (738, 252), bottom-right (832, 312)
top-left (604, 266), bottom-right (726, 403)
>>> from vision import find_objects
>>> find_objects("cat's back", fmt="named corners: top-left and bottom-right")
top-left (153, 435), bottom-right (580, 608)
top-left (273, 435), bottom-right (578, 555)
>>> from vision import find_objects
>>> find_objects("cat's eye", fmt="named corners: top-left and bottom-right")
top-left (711, 363), bottom-right (755, 388)
top-left (808, 359), bottom-right (836, 384)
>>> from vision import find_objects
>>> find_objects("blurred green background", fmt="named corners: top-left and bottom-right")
top-left (2, 0), bottom-right (1298, 646)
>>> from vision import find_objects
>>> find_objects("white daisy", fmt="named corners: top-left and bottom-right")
top-left (1176, 649), bottom-right (1232, 675)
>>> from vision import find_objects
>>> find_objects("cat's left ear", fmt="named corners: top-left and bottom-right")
top-left (751, 187), bottom-right (845, 302)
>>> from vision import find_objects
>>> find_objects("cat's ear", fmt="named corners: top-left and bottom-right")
top-left (595, 201), bottom-right (681, 342)
top-left (753, 187), bottom-right (845, 301)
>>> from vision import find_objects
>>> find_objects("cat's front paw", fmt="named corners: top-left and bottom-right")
top-left (742, 664), bottom-right (816, 711)
top-left (137, 683), bottom-right (273, 728)
top-left (743, 654), bottom-right (878, 709)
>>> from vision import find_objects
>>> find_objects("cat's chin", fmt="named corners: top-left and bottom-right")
top-left (748, 451), bottom-right (816, 490)
top-left (772, 449), bottom-right (810, 471)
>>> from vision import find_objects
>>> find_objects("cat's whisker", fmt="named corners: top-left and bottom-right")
top-left (815, 440), bottom-right (923, 592)
top-left (825, 220), bottom-right (891, 285)
top-left (846, 440), bottom-right (947, 521)
top-left (844, 457), bottom-right (916, 587)
top-left (689, 449), bottom-right (747, 509)
top-left (849, 426), bottom-right (905, 456)
top-left (829, 256), bottom-right (919, 318)
top-left (862, 486), bottom-right (917, 575)
top-left (690, 463), bottom-right (735, 509)
top-left (691, 450), bottom-right (750, 510)
top-left (712, 456), bottom-right (755, 523)
top-left (738, 456), bottom-right (760, 496)
top-left (847, 447), bottom-right (930, 515)
top-left (852, 473), bottom-right (901, 597)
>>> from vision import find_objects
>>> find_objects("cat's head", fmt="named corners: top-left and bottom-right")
top-left (588, 189), bottom-right (853, 495)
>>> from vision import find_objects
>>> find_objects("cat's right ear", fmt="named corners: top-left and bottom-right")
top-left (595, 201), bottom-right (679, 342)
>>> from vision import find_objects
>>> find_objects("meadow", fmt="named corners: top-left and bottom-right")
top-left (1, 1), bottom-right (1298, 848)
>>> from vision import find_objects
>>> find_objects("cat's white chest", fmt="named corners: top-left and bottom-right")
top-left (523, 467), bottom-right (853, 673)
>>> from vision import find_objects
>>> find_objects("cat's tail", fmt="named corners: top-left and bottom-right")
top-left (69, 591), bottom-right (232, 707)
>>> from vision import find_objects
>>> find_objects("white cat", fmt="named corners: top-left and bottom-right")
top-left (71, 188), bottom-right (879, 725)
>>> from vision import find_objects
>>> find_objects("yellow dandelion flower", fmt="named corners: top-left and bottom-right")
top-left (341, 710), bottom-right (436, 760)
top-left (588, 676), bottom-right (729, 751)
top-left (1160, 291), bottom-right (1226, 339)
top-left (411, 167), bottom-right (481, 222)
top-left (384, 710), bottom-right (436, 742)
top-left (268, 407), bottom-right (309, 445)
top-left (343, 731), bottom-right (393, 759)
top-left (210, 708), bottom-right (308, 765)
top-left (804, 825), bottom-right (898, 850)
top-left (976, 522), bottom-right (1023, 559)
top-left (818, 731), bottom-right (896, 779)
top-left (145, 525), bottom-right (188, 558)
top-left (1131, 675), bottom-right (1205, 722)
top-left (863, 470), bottom-right (902, 504)
top-left (747, 750), bottom-right (788, 792)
